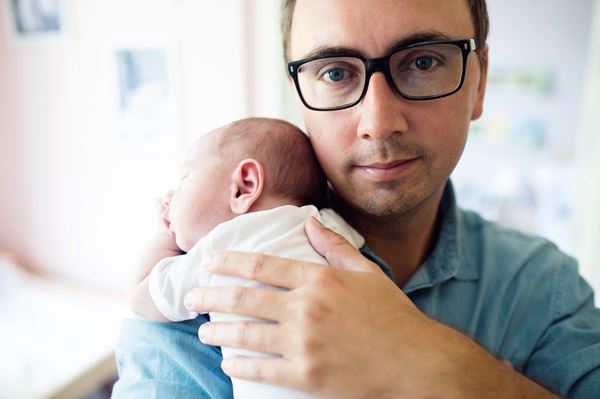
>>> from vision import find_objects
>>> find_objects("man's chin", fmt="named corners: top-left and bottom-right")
top-left (348, 186), bottom-right (433, 219)
top-left (360, 198), bottom-right (417, 218)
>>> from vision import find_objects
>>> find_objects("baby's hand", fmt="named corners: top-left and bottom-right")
top-left (131, 192), bottom-right (182, 284)
top-left (153, 190), bottom-right (181, 253)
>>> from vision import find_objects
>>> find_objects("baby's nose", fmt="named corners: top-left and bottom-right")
top-left (162, 190), bottom-right (174, 207)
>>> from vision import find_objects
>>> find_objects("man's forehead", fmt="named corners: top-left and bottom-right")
top-left (289, 0), bottom-right (474, 59)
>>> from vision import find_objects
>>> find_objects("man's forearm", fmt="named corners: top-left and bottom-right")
top-left (426, 321), bottom-right (563, 399)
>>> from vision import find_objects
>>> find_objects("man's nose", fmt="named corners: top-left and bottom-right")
top-left (356, 72), bottom-right (409, 141)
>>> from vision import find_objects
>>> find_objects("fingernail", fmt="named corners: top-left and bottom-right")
top-left (221, 358), bottom-right (231, 372)
top-left (198, 323), bottom-right (209, 341)
top-left (184, 292), bottom-right (195, 309)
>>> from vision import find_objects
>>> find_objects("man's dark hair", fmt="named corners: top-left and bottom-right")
top-left (281, 0), bottom-right (489, 67)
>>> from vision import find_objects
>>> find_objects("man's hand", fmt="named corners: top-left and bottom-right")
top-left (184, 218), bottom-right (561, 399)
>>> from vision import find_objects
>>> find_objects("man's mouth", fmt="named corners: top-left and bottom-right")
top-left (355, 157), bottom-right (420, 181)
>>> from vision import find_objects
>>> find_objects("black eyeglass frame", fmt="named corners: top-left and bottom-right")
top-left (287, 38), bottom-right (477, 111)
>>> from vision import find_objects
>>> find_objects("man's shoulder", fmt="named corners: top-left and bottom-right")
top-left (456, 207), bottom-right (578, 288)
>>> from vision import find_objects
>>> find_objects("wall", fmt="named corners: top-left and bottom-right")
top-left (244, 0), bottom-right (302, 126)
top-left (452, 0), bottom-right (595, 257)
top-left (576, 0), bottom-right (600, 295)
top-left (0, 1), bottom-right (249, 292)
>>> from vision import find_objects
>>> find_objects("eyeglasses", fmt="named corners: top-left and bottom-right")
top-left (287, 38), bottom-right (477, 111)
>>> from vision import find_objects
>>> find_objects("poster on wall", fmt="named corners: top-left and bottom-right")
top-left (6, 0), bottom-right (67, 42)
top-left (114, 47), bottom-right (178, 144)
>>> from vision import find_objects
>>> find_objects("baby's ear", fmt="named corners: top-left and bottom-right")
top-left (229, 159), bottom-right (264, 215)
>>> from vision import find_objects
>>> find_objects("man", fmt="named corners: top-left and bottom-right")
top-left (113, 1), bottom-right (600, 398)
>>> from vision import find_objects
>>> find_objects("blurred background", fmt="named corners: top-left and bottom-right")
top-left (0, 0), bottom-right (599, 397)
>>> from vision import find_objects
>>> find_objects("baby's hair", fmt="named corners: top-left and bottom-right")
top-left (217, 117), bottom-right (327, 208)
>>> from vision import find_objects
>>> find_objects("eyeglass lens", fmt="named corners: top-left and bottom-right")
top-left (296, 43), bottom-right (464, 110)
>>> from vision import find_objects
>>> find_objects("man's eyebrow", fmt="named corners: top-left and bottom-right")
top-left (300, 46), bottom-right (363, 60)
top-left (386, 30), bottom-right (454, 53)
top-left (298, 30), bottom-right (454, 60)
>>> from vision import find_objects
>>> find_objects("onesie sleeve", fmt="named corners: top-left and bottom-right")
top-left (148, 238), bottom-right (213, 322)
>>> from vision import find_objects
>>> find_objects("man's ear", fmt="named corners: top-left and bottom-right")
top-left (471, 44), bottom-right (489, 121)
top-left (229, 159), bottom-right (265, 215)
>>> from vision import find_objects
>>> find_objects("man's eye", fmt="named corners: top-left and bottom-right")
top-left (412, 56), bottom-right (438, 71)
top-left (324, 68), bottom-right (346, 82)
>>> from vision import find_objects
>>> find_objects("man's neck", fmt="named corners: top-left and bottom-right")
top-left (334, 187), bottom-right (445, 288)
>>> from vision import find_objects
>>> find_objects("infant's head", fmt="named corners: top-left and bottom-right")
top-left (165, 117), bottom-right (326, 251)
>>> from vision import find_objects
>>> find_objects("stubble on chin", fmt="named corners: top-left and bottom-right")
top-left (338, 140), bottom-right (438, 218)
top-left (349, 178), bottom-right (434, 219)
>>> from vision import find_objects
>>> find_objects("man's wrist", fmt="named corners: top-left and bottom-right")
top-left (432, 322), bottom-right (562, 399)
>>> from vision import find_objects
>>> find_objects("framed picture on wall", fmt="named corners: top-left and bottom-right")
top-left (5, 0), bottom-right (68, 43)
top-left (114, 46), bottom-right (178, 144)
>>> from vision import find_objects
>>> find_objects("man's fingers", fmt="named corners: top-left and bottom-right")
top-left (199, 321), bottom-right (284, 355)
top-left (203, 250), bottom-right (323, 289)
top-left (184, 286), bottom-right (286, 320)
top-left (305, 217), bottom-right (381, 273)
top-left (220, 356), bottom-right (300, 390)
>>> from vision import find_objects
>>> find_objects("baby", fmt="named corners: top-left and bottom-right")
top-left (129, 117), bottom-right (363, 399)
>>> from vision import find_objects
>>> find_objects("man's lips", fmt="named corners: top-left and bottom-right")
top-left (355, 157), bottom-right (420, 180)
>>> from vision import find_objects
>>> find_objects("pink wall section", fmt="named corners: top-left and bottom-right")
top-left (0, 1), bottom-right (250, 292)
top-left (0, 6), bottom-right (32, 266)
top-left (0, 10), bottom-right (168, 286)
top-left (0, 3), bottom-right (72, 272)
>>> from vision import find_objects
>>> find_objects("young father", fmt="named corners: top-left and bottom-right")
top-left (113, 1), bottom-right (600, 397)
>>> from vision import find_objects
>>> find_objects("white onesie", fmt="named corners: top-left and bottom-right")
top-left (148, 205), bottom-right (364, 399)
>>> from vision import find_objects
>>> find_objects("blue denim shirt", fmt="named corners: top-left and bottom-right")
top-left (113, 182), bottom-right (600, 398)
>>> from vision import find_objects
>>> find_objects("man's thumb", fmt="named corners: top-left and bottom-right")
top-left (305, 217), bottom-right (381, 273)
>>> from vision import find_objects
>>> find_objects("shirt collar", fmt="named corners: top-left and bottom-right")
top-left (359, 180), bottom-right (479, 293)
